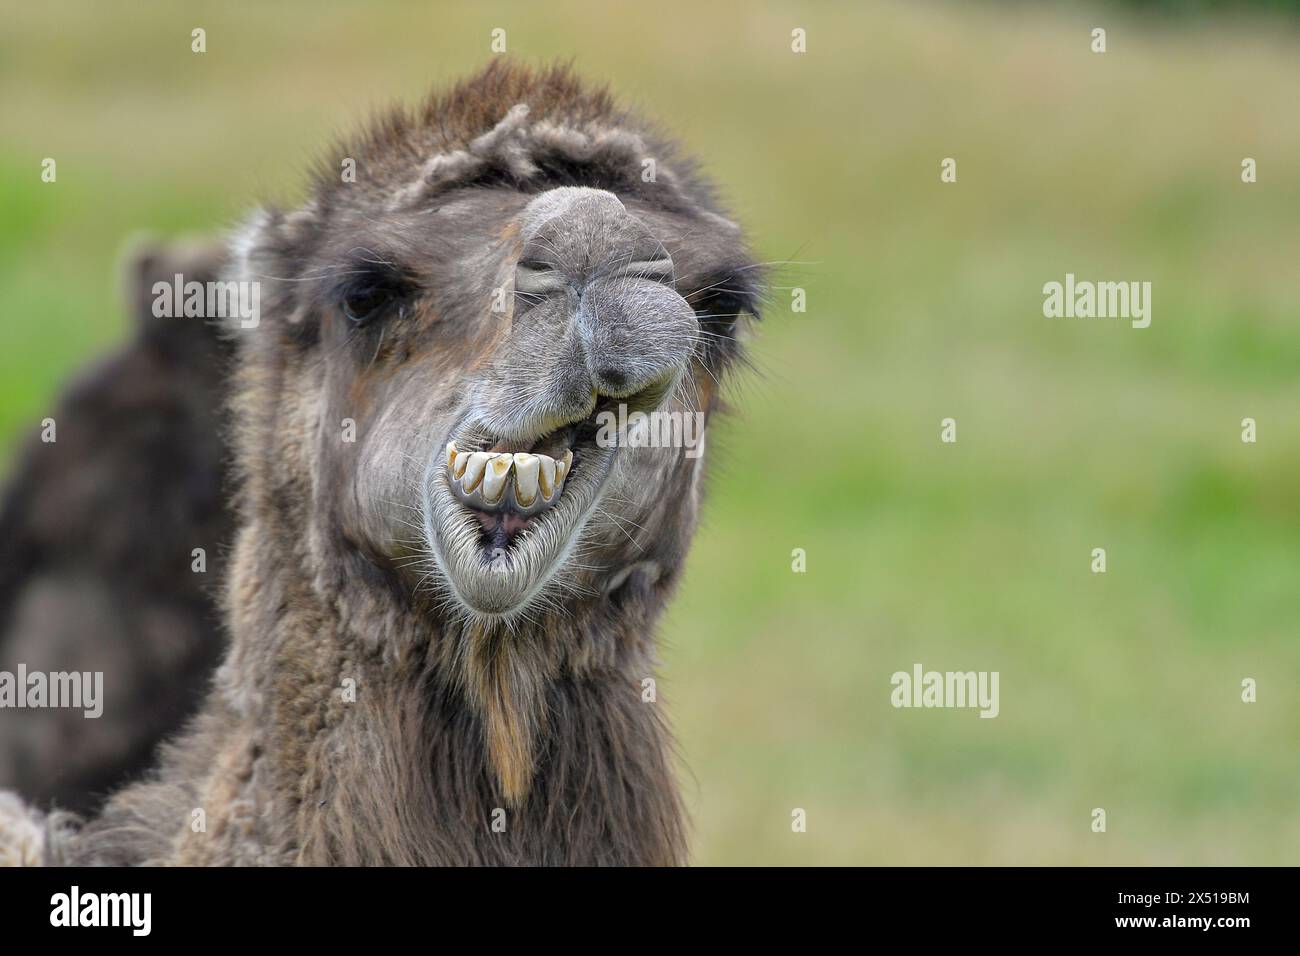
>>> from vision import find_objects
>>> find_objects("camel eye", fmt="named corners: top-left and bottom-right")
top-left (338, 271), bottom-right (414, 327)
top-left (343, 287), bottom-right (395, 325)
top-left (514, 260), bottom-right (567, 297)
top-left (618, 258), bottom-right (674, 284)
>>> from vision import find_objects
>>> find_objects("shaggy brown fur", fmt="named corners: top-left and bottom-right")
top-left (7, 62), bottom-right (762, 866)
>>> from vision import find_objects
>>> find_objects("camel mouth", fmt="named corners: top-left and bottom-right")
top-left (441, 399), bottom-right (629, 556)
top-left (444, 443), bottom-right (575, 553)
top-left (422, 404), bottom-right (621, 619)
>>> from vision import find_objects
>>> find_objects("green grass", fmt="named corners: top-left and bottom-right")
top-left (1, 0), bottom-right (1296, 864)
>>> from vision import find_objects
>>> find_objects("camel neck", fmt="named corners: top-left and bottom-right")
top-left (216, 534), bottom-right (687, 865)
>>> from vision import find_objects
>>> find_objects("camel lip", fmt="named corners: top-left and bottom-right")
top-left (449, 398), bottom-right (619, 459)
top-left (471, 508), bottom-right (540, 553)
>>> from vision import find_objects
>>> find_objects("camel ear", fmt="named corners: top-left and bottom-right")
top-left (228, 204), bottom-right (321, 333)
top-left (229, 207), bottom-right (275, 284)
top-left (119, 233), bottom-right (169, 329)
top-left (230, 204), bottom-right (319, 279)
top-left (119, 233), bottom-right (230, 342)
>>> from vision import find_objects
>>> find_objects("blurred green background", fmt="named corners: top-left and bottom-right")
top-left (1, 0), bottom-right (1297, 864)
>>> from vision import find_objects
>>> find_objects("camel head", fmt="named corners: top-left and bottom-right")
top-left (230, 64), bottom-right (762, 631)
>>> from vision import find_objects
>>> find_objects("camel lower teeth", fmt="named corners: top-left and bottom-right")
top-left (444, 443), bottom-right (572, 516)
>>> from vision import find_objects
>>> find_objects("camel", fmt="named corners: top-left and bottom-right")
top-left (0, 61), bottom-right (763, 866)
top-left (0, 241), bottom-right (233, 816)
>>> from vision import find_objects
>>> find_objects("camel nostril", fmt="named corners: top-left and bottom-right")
top-left (595, 367), bottom-right (628, 394)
